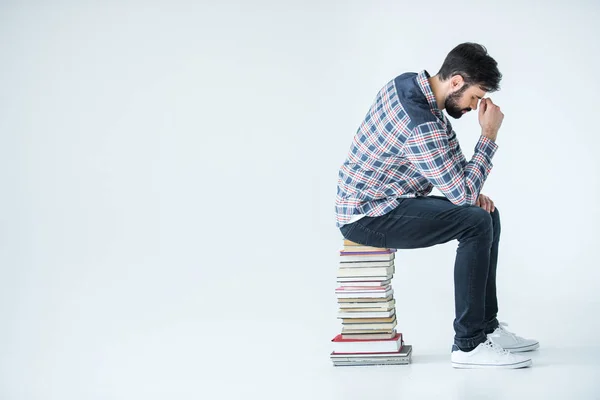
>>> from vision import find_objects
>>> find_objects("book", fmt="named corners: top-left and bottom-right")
top-left (341, 328), bottom-right (396, 334)
top-left (331, 359), bottom-right (410, 366)
top-left (339, 253), bottom-right (395, 262)
top-left (331, 333), bottom-right (403, 354)
top-left (343, 239), bottom-right (397, 249)
top-left (342, 239), bottom-right (364, 246)
top-left (337, 267), bottom-right (394, 277)
top-left (338, 260), bottom-right (394, 268)
top-left (338, 309), bottom-right (395, 318)
top-left (335, 285), bottom-right (391, 292)
top-left (331, 345), bottom-right (412, 366)
top-left (341, 330), bottom-right (397, 340)
top-left (336, 280), bottom-right (391, 287)
top-left (341, 318), bottom-right (397, 331)
top-left (336, 289), bottom-right (393, 299)
top-left (338, 299), bottom-right (395, 308)
top-left (337, 276), bottom-right (392, 282)
top-left (340, 249), bottom-right (397, 256)
top-left (331, 345), bottom-right (412, 359)
top-left (338, 295), bottom-right (394, 303)
top-left (339, 307), bottom-right (394, 314)
top-left (342, 315), bottom-right (396, 324)
top-left (342, 245), bottom-right (390, 252)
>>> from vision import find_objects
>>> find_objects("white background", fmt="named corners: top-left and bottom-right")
top-left (1, 1), bottom-right (599, 399)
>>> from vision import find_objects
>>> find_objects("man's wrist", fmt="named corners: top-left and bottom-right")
top-left (482, 129), bottom-right (498, 141)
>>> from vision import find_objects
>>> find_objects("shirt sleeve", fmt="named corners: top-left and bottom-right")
top-left (448, 128), bottom-right (468, 170)
top-left (404, 121), bottom-right (498, 206)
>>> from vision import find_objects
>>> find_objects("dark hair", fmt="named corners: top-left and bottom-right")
top-left (437, 43), bottom-right (502, 92)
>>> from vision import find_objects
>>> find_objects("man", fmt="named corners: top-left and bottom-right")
top-left (334, 43), bottom-right (539, 369)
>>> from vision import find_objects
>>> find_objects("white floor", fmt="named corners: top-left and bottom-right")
top-left (1, 320), bottom-right (599, 400)
top-left (197, 327), bottom-right (600, 400)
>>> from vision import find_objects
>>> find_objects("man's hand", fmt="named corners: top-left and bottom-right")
top-left (479, 98), bottom-right (504, 142)
top-left (476, 193), bottom-right (495, 213)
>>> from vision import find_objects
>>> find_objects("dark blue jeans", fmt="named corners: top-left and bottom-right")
top-left (339, 195), bottom-right (500, 351)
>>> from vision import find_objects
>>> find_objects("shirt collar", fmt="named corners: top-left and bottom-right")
top-left (416, 70), bottom-right (441, 115)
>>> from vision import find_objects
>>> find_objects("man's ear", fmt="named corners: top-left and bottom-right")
top-left (450, 74), bottom-right (465, 90)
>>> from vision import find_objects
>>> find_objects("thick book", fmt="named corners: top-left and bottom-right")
top-left (337, 276), bottom-right (393, 283)
top-left (342, 239), bottom-right (365, 246)
top-left (341, 328), bottom-right (396, 335)
top-left (336, 280), bottom-right (391, 287)
top-left (341, 318), bottom-right (397, 331)
top-left (338, 309), bottom-right (395, 319)
top-left (340, 249), bottom-right (397, 256)
top-left (339, 253), bottom-right (395, 262)
top-left (331, 333), bottom-right (403, 354)
top-left (331, 346), bottom-right (412, 366)
top-left (336, 289), bottom-right (393, 299)
top-left (331, 344), bottom-right (412, 358)
top-left (342, 245), bottom-right (390, 252)
top-left (342, 239), bottom-right (397, 250)
top-left (332, 359), bottom-right (410, 366)
top-left (335, 285), bottom-right (391, 292)
top-left (337, 267), bottom-right (393, 277)
top-left (338, 299), bottom-right (395, 309)
top-left (338, 295), bottom-right (394, 303)
top-left (341, 330), bottom-right (397, 340)
top-left (338, 260), bottom-right (394, 268)
top-left (339, 307), bottom-right (395, 314)
top-left (342, 315), bottom-right (396, 324)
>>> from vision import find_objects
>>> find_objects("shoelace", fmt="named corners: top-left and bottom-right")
top-left (483, 338), bottom-right (510, 356)
top-left (497, 322), bottom-right (520, 340)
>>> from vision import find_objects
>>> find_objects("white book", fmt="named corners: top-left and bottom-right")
top-left (338, 260), bottom-right (394, 268)
top-left (337, 280), bottom-right (391, 287)
top-left (337, 266), bottom-right (394, 277)
top-left (337, 276), bottom-right (393, 282)
top-left (338, 309), bottom-right (395, 318)
top-left (341, 319), bottom-right (397, 331)
top-left (339, 253), bottom-right (395, 263)
top-left (338, 299), bottom-right (396, 309)
top-left (336, 289), bottom-right (393, 299)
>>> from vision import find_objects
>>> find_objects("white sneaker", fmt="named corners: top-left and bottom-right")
top-left (451, 338), bottom-right (532, 369)
top-left (487, 322), bottom-right (539, 352)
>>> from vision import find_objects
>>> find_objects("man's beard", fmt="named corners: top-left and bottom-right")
top-left (445, 86), bottom-right (471, 119)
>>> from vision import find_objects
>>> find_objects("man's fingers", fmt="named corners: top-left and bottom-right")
top-left (477, 195), bottom-right (495, 213)
top-left (482, 197), bottom-right (491, 212)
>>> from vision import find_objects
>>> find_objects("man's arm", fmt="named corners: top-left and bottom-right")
top-left (448, 128), bottom-right (468, 169)
top-left (404, 121), bottom-right (498, 206)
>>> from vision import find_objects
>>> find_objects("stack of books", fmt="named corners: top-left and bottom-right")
top-left (330, 239), bottom-right (412, 366)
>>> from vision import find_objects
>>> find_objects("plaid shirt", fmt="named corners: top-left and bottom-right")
top-left (335, 70), bottom-right (498, 228)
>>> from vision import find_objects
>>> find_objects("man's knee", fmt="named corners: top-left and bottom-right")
top-left (463, 206), bottom-right (493, 239)
top-left (490, 206), bottom-right (501, 238)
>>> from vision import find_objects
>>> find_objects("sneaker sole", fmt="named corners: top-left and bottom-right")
top-left (451, 358), bottom-right (532, 369)
top-left (503, 342), bottom-right (540, 352)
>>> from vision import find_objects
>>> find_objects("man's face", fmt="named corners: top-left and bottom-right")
top-left (445, 83), bottom-right (487, 119)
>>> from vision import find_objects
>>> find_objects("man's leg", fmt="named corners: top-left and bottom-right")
top-left (483, 207), bottom-right (501, 334)
top-left (339, 195), bottom-right (494, 351)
